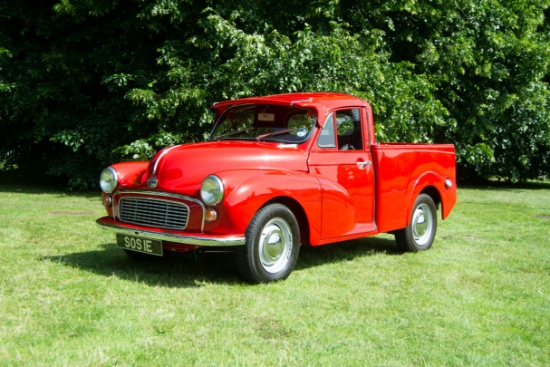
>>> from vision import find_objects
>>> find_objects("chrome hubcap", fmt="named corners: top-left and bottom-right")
top-left (412, 204), bottom-right (433, 246)
top-left (259, 218), bottom-right (293, 273)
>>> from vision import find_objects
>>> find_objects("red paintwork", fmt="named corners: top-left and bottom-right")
top-left (98, 92), bottom-right (456, 251)
top-left (371, 144), bottom-right (456, 233)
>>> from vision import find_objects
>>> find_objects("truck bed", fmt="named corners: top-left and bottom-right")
top-left (371, 143), bottom-right (456, 233)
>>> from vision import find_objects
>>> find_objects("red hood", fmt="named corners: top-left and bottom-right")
top-left (145, 141), bottom-right (309, 194)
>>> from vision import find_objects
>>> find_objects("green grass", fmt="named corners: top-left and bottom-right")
top-left (1, 183), bottom-right (549, 366)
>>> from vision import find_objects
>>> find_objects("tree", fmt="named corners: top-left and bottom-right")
top-left (339, 0), bottom-right (550, 179)
top-left (1, 0), bottom-right (549, 188)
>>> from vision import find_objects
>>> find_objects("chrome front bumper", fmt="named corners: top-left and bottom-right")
top-left (96, 217), bottom-right (246, 247)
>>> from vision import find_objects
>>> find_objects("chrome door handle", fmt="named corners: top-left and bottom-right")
top-left (357, 160), bottom-right (371, 168)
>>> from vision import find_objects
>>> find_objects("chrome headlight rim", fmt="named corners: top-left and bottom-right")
top-left (200, 175), bottom-right (224, 206)
top-left (99, 167), bottom-right (118, 194)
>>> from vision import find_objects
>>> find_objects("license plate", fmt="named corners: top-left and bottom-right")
top-left (116, 234), bottom-right (163, 256)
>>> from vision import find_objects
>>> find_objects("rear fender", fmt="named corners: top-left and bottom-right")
top-left (407, 172), bottom-right (456, 223)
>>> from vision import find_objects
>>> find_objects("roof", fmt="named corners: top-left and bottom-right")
top-left (211, 92), bottom-right (369, 115)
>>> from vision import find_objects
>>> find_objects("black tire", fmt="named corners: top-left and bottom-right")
top-left (395, 193), bottom-right (438, 252)
top-left (235, 203), bottom-right (301, 283)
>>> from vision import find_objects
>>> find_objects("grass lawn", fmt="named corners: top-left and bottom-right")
top-left (0, 182), bottom-right (548, 366)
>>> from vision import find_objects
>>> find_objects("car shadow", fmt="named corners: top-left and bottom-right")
top-left (41, 245), bottom-right (243, 288)
top-left (41, 236), bottom-right (401, 287)
top-left (297, 236), bottom-right (401, 271)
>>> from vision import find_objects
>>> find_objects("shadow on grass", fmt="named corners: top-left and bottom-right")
top-left (41, 236), bottom-right (400, 287)
top-left (458, 179), bottom-right (550, 191)
top-left (297, 236), bottom-right (401, 271)
top-left (41, 245), bottom-right (242, 288)
top-left (0, 173), bottom-right (100, 199)
top-left (0, 184), bottom-right (100, 199)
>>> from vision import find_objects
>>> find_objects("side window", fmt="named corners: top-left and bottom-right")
top-left (336, 108), bottom-right (363, 150)
top-left (317, 114), bottom-right (336, 148)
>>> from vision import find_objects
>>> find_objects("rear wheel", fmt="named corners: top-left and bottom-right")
top-left (395, 194), bottom-right (437, 252)
top-left (235, 203), bottom-right (301, 283)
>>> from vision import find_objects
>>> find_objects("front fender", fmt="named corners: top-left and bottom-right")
top-left (111, 161), bottom-right (149, 189)
top-left (206, 169), bottom-right (322, 244)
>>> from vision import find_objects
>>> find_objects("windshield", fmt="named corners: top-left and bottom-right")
top-left (210, 104), bottom-right (317, 144)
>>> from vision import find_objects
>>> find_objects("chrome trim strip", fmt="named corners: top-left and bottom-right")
top-left (96, 218), bottom-right (246, 247)
top-left (113, 190), bottom-right (206, 232)
top-left (153, 145), bottom-right (180, 175)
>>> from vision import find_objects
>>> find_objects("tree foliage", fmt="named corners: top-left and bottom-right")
top-left (1, 0), bottom-right (549, 188)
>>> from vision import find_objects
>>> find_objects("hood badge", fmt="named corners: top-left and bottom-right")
top-left (147, 177), bottom-right (158, 188)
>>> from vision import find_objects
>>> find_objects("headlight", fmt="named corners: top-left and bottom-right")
top-left (200, 175), bottom-right (224, 206)
top-left (99, 167), bottom-right (118, 193)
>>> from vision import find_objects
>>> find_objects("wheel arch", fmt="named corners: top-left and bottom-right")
top-left (221, 170), bottom-right (321, 245)
top-left (420, 185), bottom-right (442, 212)
top-left (406, 171), bottom-right (446, 223)
top-left (406, 185), bottom-right (442, 224)
top-left (260, 196), bottom-right (311, 246)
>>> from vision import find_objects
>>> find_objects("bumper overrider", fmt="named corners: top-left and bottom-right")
top-left (96, 217), bottom-right (246, 247)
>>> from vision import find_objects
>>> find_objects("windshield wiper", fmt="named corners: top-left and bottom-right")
top-left (256, 129), bottom-right (292, 141)
top-left (215, 128), bottom-right (254, 140)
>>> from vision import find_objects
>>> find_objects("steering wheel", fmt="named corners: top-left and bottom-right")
top-left (341, 144), bottom-right (355, 150)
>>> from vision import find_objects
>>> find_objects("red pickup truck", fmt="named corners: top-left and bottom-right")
top-left (97, 93), bottom-right (456, 283)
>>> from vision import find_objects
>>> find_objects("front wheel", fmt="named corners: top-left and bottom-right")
top-left (235, 203), bottom-right (301, 283)
top-left (395, 194), bottom-right (438, 252)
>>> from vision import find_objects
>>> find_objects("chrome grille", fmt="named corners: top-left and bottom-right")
top-left (118, 197), bottom-right (189, 230)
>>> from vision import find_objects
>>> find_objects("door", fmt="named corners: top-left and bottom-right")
top-left (308, 108), bottom-right (376, 241)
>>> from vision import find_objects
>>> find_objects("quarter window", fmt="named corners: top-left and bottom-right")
top-left (317, 114), bottom-right (336, 148)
